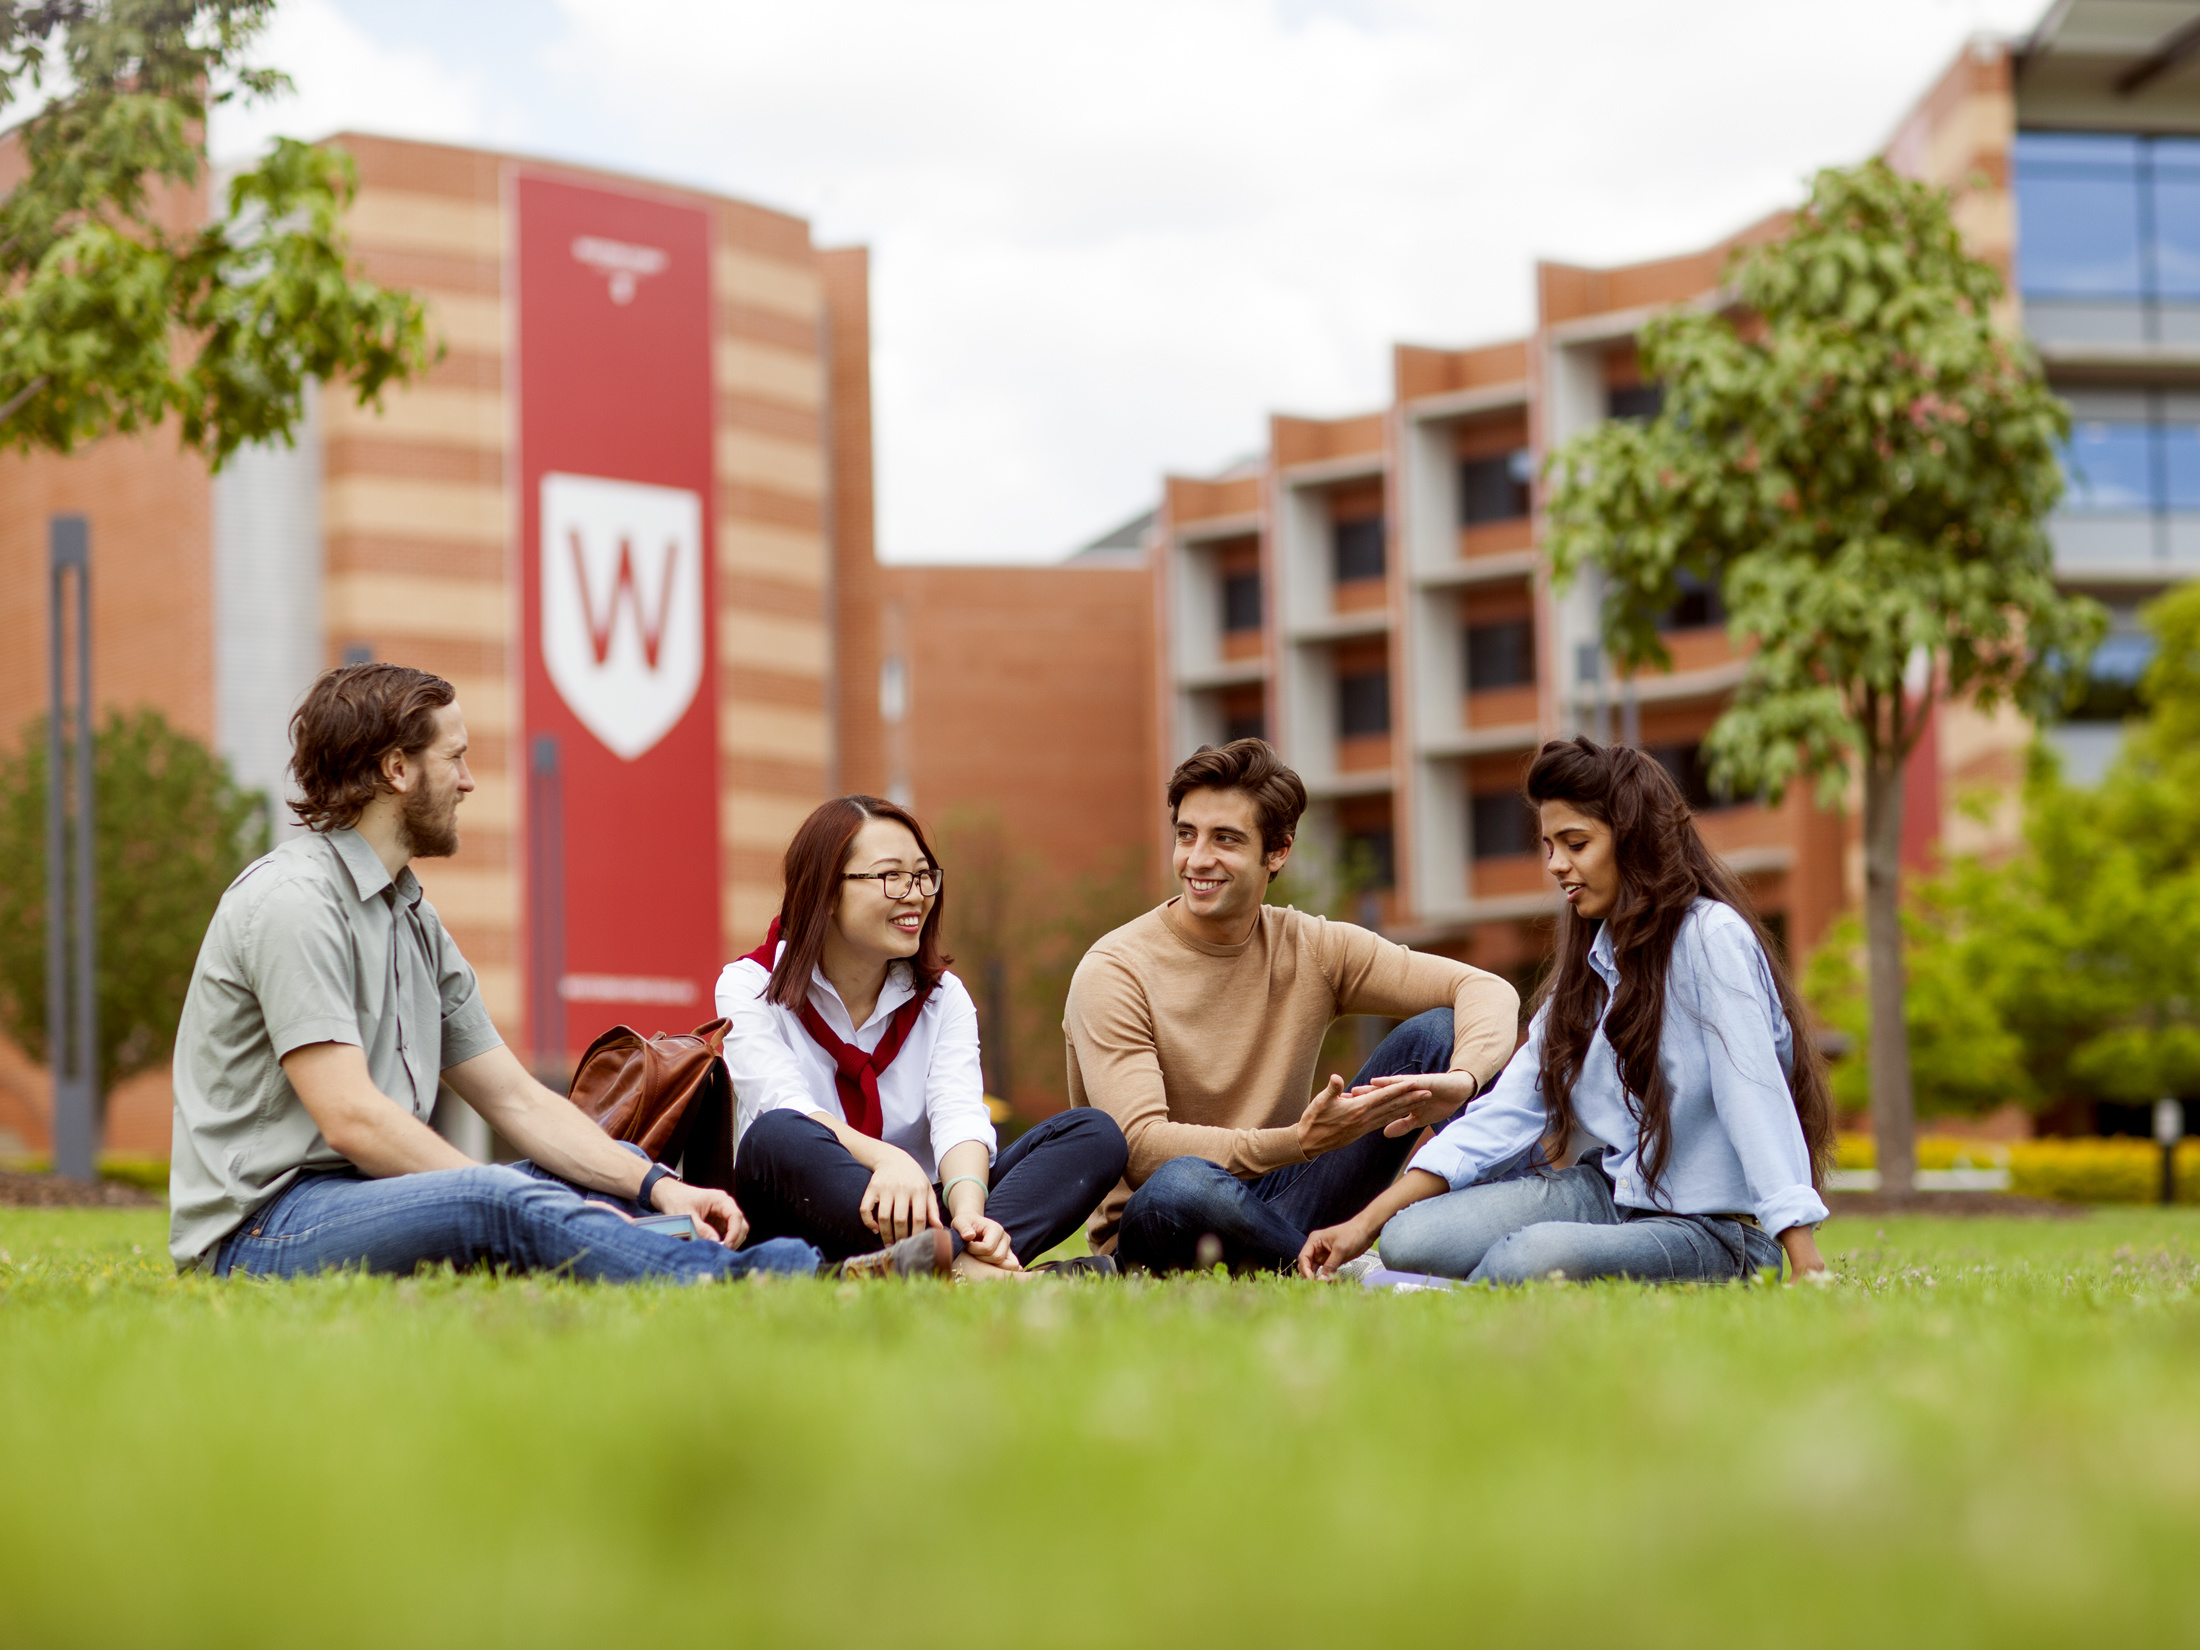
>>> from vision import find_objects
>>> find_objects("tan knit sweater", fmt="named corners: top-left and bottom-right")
top-left (1064, 899), bottom-right (1521, 1250)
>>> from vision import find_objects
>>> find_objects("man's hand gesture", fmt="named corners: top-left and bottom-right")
top-left (1293, 1069), bottom-right (1478, 1158)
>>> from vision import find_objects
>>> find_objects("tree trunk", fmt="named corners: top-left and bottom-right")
top-left (1862, 752), bottom-right (1916, 1199)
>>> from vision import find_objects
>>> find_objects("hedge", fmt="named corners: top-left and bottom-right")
top-left (1834, 1133), bottom-right (2200, 1204)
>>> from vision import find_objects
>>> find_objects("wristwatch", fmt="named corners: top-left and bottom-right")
top-left (638, 1161), bottom-right (683, 1211)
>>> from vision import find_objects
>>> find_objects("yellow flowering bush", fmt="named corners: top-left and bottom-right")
top-left (1834, 1132), bottom-right (2200, 1202)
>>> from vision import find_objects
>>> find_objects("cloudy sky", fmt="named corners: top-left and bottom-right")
top-left (210, 0), bottom-right (2050, 563)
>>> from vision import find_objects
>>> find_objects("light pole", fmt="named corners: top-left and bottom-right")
top-left (46, 515), bottom-right (98, 1183)
top-left (2155, 1098), bottom-right (2184, 1207)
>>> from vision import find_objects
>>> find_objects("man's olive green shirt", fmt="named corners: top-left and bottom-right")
top-left (167, 829), bottom-right (503, 1270)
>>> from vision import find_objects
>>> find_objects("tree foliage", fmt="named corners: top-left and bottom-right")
top-left (1544, 160), bottom-right (2102, 803)
top-left (0, 0), bottom-right (433, 463)
top-left (0, 709), bottom-right (267, 1094)
top-left (1543, 159), bottom-right (2105, 1189)
top-left (1813, 583), bottom-right (2200, 1114)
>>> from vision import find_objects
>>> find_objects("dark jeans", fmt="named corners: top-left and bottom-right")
top-left (214, 1146), bottom-right (822, 1282)
top-left (1117, 1008), bottom-right (1459, 1275)
top-left (733, 1107), bottom-right (1128, 1265)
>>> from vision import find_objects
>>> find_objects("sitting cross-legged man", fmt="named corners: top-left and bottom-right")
top-left (169, 662), bottom-right (820, 1283)
top-left (1062, 738), bottom-right (1521, 1274)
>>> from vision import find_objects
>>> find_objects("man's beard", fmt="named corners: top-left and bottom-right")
top-left (398, 781), bottom-right (461, 859)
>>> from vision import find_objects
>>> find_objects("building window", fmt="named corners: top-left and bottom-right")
top-left (1470, 792), bottom-right (1533, 858)
top-left (1660, 568), bottom-right (1727, 631)
top-left (1460, 450), bottom-right (1532, 525)
top-left (1223, 708), bottom-right (1267, 743)
top-left (2057, 395), bottom-right (2200, 514)
top-left (1342, 827), bottom-right (1395, 890)
top-left (1465, 618), bottom-right (1535, 691)
top-left (2014, 132), bottom-right (2200, 304)
top-left (1337, 669), bottom-right (1390, 738)
top-left (1221, 569), bottom-right (1263, 632)
top-left (2068, 627), bottom-right (2153, 721)
top-left (1647, 742), bottom-right (1731, 812)
top-left (1333, 516), bottom-right (1386, 583)
top-left (879, 654), bottom-right (908, 724)
top-left (1606, 384), bottom-right (1663, 422)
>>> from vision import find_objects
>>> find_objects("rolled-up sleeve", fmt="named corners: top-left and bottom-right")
top-left (715, 959), bottom-right (827, 1138)
top-left (922, 976), bottom-right (996, 1168)
top-left (430, 911), bottom-right (503, 1069)
top-left (1688, 916), bottom-right (1829, 1234)
top-left (1408, 1006), bottom-right (1549, 1191)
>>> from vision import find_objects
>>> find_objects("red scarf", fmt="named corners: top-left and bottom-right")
top-left (741, 917), bottom-right (934, 1139)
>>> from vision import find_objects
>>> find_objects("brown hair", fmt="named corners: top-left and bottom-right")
top-left (767, 795), bottom-right (951, 1010)
top-left (1165, 738), bottom-right (1307, 861)
top-left (1524, 736), bottom-right (1833, 1200)
top-left (289, 663), bottom-right (456, 833)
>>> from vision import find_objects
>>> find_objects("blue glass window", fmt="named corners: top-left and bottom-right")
top-left (2152, 161), bottom-right (2200, 300)
top-left (2163, 422), bottom-right (2200, 511)
top-left (2011, 132), bottom-right (2200, 304)
top-left (2062, 421), bottom-right (2154, 510)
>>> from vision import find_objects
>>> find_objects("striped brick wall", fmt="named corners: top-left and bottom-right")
top-left (707, 193), bottom-right (833, 955)
top-left (327, 134), bottom-right (835, 1038)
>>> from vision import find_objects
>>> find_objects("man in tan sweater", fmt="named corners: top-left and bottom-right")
top-left (1065, 739), bottom-right (1520, 1272)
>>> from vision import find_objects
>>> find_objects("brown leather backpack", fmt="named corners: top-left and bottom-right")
top-left (565, 1018), bottom-right (738, 1191)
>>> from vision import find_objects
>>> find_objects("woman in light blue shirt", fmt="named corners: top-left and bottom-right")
top-left (1299, 737), bottom-right (1834, 1285)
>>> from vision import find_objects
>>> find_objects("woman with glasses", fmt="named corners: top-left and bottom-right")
top-left (717, 795), bottom-right (1127, 1278)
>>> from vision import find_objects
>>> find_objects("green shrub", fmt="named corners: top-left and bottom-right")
top-left (1834, 1132), bottom-right (2200, 1203)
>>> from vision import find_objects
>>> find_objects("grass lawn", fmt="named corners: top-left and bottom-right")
top-left (2, 1207), bottom-right (2197, 1648)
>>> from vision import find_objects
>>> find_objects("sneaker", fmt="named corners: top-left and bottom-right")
top-left (837, 1227), bottom-right (952, 1279)
top-left (1333, 1253), bottom-right (1383, 1284)
top-left (1029, 1254), bottom-right (1118, 1279)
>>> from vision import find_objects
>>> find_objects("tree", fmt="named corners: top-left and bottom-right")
top-left (0, 709), bottom-right (268, 1096)
top-left (0, 0), bottom-right (433, 462)
top-left (1819, 582), bottom-right (2200, 1125)
top-left (1545, 160), bottom-right (2104, 1196)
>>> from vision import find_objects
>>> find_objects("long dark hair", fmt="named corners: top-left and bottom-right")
top-left (766, 795), bottom-right (951, 1010)
top-left (1526, 737), bottom-right (1832, 1198)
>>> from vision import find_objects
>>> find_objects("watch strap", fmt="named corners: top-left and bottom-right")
top-left (637, 1161), bottom-right (681, 1211)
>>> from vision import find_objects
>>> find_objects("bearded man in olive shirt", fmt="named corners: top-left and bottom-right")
top-left (169, 662), bottom-right (820, 1281)
top-left (1064, 740), bottom-right (1520, 1273)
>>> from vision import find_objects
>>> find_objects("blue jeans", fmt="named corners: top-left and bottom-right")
top-left (1378, 1160), bottom-right (1785, 1285)
top-left (214, 1146), bottom-right (821, 1282)
top-left (1117, 1009), bottom-right (1459, 1275)
top-left (736, 1106), bottom-right (1127, 1264)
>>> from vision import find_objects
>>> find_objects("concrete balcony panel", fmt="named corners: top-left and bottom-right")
top-left (1417, 549), bottom-right (1539, 590)
top-left (1418, 721), bottom-right (1540, 759)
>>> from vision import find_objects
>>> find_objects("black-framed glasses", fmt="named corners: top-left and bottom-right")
top-left (843, 867), bottom-right (942, 900)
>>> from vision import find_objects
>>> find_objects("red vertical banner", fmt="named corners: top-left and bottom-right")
top-left (515, 172), bottom-right (720, 1057)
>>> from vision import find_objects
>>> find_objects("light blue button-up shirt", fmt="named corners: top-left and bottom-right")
top-left (1409, 898), bottom-right (1829, 1235)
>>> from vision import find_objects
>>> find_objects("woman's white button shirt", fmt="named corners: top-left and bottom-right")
top-left (714, 943), bottom-right (996, 1180)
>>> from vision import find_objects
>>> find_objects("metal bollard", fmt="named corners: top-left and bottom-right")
top-left (2156, 1098), bottom-right (2184, 1207)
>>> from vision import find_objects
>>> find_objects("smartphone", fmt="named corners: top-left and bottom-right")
top-left (634, 1212), bottom-right (700, 1241)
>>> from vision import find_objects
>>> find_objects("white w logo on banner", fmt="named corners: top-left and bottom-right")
top-left (541, 472), bottom-right (704, 760)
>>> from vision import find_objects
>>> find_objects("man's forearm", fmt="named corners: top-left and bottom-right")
top-left (281, 1042), bottom-right (475, 1178)
top-left (341, 1108), bottom-right (476, 1178)
top-left (446, 1047), bottom-right (650, 1201)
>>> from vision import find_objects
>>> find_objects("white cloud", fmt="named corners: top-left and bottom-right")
top-left (214, 0), bottom-right (2054, 560)
top-left (208, 0), bottom-right (496, 164)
